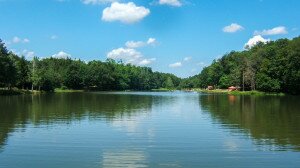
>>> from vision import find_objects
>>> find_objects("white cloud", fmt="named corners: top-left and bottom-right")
top-left (108, 37), bottom-right (157, 66)
top-left (254, 26), bottom-right (288, 36)
top-left (11, 49), bottom-right (35, 59)
top-left (125, 38), bottom-right (156, 48)
top-left (159, 0), bottom-right (182, 7)
top-left (102, 2), bottom-right (150, 24)
top-left (244, 35), bottom-right (270, 49)
top-left (125, 41), bottom-right (145, 48)
top-left (184, 57), bottom-right (192, 61)
top-left (81, 0), bottom-right (118, 5)
top-left (139, 58), bottom-right (156, 65)
top-left (11, 36), bottom-right (30, 44)
top-left (223, 23), bottom-right (244, 33)
top-left (169, 62), bottom-right (182, 68)
top-left (52, 51), bottom-right (71, 59)
top-left (147, 38), bottom-right (156, 45)
top-left (107, 47), bottom-right (155, 66)
top-left (107, 47), bottom-right (142, 60)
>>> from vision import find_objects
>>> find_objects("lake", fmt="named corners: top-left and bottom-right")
top-left (0, 92), bottom-right (300, 168)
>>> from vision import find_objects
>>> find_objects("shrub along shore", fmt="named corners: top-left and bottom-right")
top-left (189, 89), bottom-right (285, 96)
top-left (0, 87), bottom-right (286, 96)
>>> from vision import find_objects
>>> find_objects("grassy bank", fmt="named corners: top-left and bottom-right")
top-left (54, 88), bottom-right (84, 93)
top-left (0, 88), bottom-right (84, 95)
top-left (0, 89), bottom-right (34, 95)
top-left (190, 88), bottom-right (285, 96)
top-left (151, 88), bottom-right (176, 91)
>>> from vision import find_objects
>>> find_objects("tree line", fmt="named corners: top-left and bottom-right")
top-left (181, 36), bottom-right (300, 94)
top-left (1, 36), bottom-right (300, 94)
top-left (0, 39), bottom-right (180, 91)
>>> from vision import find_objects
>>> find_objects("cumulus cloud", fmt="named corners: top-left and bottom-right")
top-left (244, 35), bottom-right (270, 49)
top-left (223, 23), bottom-right (244, 33)
top-left (108, 37), bottom-right (157, 66)
top-left (52, 51), bottom-right (71, 59)
top-left (159, 0), bottom-right (182, 7)
top-left (107, 47), bottom-right (155, 65)
top-left (254, 26), bottom-right (288, 36)
top-left (169, 62), bottom-right (182, 68)
top-left (81, 0), bottom-right (118, 5)
top-left (125, 38), bottom-right (157, 48)
top-left (107, 48), bottom-right (142, 60)
top-left (102, 2), bottom-right (150, 24)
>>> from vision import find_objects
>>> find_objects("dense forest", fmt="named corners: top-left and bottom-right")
top-left (0, 39), bottom-right (180, 91)
top-left (1, 36), bottom-right (300, 94)
top-left (181, 36), bottom-right (300, 94)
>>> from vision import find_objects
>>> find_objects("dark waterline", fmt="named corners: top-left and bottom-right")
top-left (0, 92), bottom-right (300, 168)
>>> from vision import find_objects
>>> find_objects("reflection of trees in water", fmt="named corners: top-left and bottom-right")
top-left (101, 149), bottom-right (148, 168)
top-left (199, 94), bottom-right (300, 151)
top-left (0, 93), bottom-right (154, 150)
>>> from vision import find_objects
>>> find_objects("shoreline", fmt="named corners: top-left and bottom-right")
top-left (189, 88), bottom-right (286, 96)
top-left (0, 88), bottom-right (287, 96)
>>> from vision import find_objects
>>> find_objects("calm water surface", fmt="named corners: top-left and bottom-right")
top-left (0, 92), bottom-right (300, 168)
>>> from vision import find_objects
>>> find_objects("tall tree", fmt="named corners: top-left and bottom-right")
top-left (0, 39), bottom-right (17, 89)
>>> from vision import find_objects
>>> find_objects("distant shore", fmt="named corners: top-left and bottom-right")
top-left (189, 88), bottom-right (285, 96)
top-left (0, 88), bottom-right (286, 96)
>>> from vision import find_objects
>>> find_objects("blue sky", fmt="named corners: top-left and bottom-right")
top-left (0, 0), bottom-right (299, 77)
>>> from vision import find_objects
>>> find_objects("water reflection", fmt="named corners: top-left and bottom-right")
top-left (102, 149), bottom-right (147, 168)
top-left (199, 94), bottom-right (300, 151)
top-left (1, 92), bottom-right (300, 167)
top-left (0, 92), bottom-right (155, 149)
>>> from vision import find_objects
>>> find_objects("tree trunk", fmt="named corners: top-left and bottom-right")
top-left (242, 71), bottom-right (245, 92)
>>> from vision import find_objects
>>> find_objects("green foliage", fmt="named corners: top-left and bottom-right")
top-left (164, 77), bottom-right (174, 89)
top-left (10, 55), bottom-right (30, 89)
top-left (0, 40), bottom-right (17, 88)
top-left (64, 61), bottom-right (86, 90)
top-left (2, 36), bottom-right (300, 94)
top-left (219, 75), bottom-right (231, 89)
top-left (0, 38), bottom-right (182, 92)
top-left (183, 36), bottom-right (300, 94)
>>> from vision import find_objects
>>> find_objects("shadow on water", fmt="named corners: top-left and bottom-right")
top-left (0, 92), bottom-right (156, 150)
top-left (199, 94), bottom-right (300, 151)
